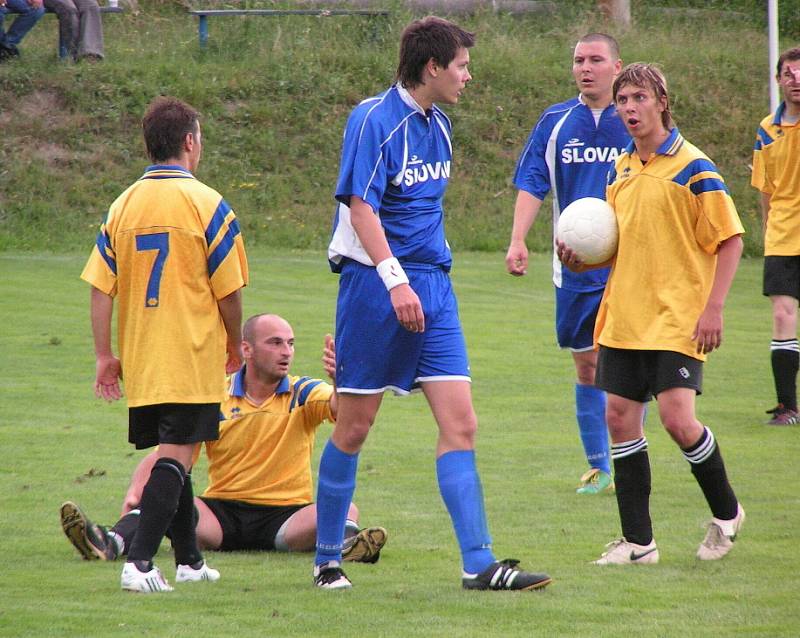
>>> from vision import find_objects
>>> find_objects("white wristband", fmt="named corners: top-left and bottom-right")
top-left (376, 257), bottom-right (409, 291)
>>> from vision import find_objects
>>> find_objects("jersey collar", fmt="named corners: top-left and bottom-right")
top-left (624, 127), bottom-right (684, 157)
top-left (230, 365), bottom-right (291, 397)
top-left (577, 93), bottom-right (615, 111)
top-left (773, 102), bottom-right (787, 125)
top-left (396, 83), bottom-right (428, 116)
top-left (141, 164), bottom-right (195, 179)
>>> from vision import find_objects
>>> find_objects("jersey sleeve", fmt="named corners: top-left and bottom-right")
top-left (687, 161), bottom-right (745, 254)
top-left (512, 115), bottom-right (552, 201)
top-left (335, 106), bottom-right (388, 214)
top-left (204, 198), bottom-right (249, 300)
top-left (80, 217), bottom-right (118, 296)
top-left (750, 124), bottom-right (773, 193)
top-left (295, 380), bottom-right (334, 432)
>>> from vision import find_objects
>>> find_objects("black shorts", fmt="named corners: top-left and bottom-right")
top-left (595, 346), bottom-right (703, 402)
top-left (128, 403), bottom-right (220, 450)
top-left (199, 498), bottom-right (307, 551)
top-left (763, 255), bottom-right (800, 299)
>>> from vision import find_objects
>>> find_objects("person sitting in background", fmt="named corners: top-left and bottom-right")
top-left (43, 0), bottom-right (103, 61)
top-left (0, 0), bottom-right (45, 61)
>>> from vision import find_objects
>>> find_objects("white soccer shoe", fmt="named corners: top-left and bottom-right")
top-left (697, 504), bottom-right (745, 561)
top-left (593, 538), bottom-right (660, 565)
top-left (313, 561), bottom-right (352, 589)
top-left (175, 560), bottom-right (221, 583)
top-left (121, 561), bottom-right (174, 593)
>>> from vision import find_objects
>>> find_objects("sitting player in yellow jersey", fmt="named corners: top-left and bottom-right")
top-left (61, 314), bottom-right (387, 564)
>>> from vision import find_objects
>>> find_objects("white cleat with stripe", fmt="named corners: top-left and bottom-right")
top-left (175, 560), bottom-right (221, 583)
top-left (121, 562), bottom-right (174, 593)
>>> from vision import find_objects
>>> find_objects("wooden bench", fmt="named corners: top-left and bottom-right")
top-left (44, 4), bottom-right (123, 59)
top-left (187, 8), bottom-right (389, 49)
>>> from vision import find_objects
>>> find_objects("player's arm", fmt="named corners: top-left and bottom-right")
top-left (759, 191), bottom-right (771, 236)
top-left (692, 234), bottom-right (744, 354)
top-left (90, 286), bottom-right (122, 401)
top-left (349, 195), bottom-right (424, 333)
top-left (555, 239), bottom-right (613, 273)
top-left (505, 190), bottom-right (544, 276)
top-left (322, 333), bottom-right (338, 419)
top-left (218, 289), bottom-right (243, 374)
top-left (120, 450), bottom-right (158, 515)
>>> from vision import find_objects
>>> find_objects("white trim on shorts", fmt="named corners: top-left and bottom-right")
top-left (415, 375), bottom-right (472, 384)
top-left (564, 345), bottom-right (595, 353)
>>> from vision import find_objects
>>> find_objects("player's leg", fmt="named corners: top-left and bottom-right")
top-left (764, 256), bottom-right (800, 424)
top-left (654, 358), bottom-right (743, 560)
top-left (194, 497), bottom-right (224, 550)
top-left (593, 347), bottom-right (657, 565)
top-left (556, 287), bottom-right (611, 493)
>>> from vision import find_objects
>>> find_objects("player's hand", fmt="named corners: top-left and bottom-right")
top-left (390, 283), bottom-right (425, 333)
top-left (556, 239), bottom-right (586, 272)
top-left (692, 303), bottom-right (723, 354)
top-left (120, 492), bottom-right (140, 516)
top-left (322, 334), bottom-right (336, 381)
top-left (505, 240), bottom-right (529, 276)
top-left (225, 339), bottom-right (243, 374)
top-left (94, 354), bottom-right (122, 402)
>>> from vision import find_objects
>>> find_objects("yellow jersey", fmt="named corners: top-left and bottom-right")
top-left (597, 129), bottom-right (744, 361)
top-left (751, 103), bottom-right (800, 255)
top-left (198, 370), bottom-right (334, 506)
top-left (81, 165), bottom-right (249, 407)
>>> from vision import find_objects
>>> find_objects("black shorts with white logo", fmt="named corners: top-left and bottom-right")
top-left (763, 255), bottom-right (800, 299)
top-left (595, 346), bottom-right (703, 402)
top-left (128, 403), bottom-right (220, 450)
top-left (199, 498), bottom-right (307, 551)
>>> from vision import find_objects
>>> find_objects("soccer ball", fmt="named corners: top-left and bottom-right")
top-left (556, 197), bottom-right (618, 265)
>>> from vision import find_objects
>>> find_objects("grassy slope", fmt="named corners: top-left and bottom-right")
top-left (1, 249), bottom-right (797, 637)
top-left (0, 0), bottom-right (787, 255)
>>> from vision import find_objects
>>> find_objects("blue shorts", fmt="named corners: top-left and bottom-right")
top-left (335, 260), bottom-right (470, 394)
top-left (555, 287), bottom-right (603, 352)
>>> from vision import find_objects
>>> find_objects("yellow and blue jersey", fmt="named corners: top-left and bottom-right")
top-left (329, 84), bottom-right (454, 272)
top-left (751, 102), bottom-right (800, 256)
top-left (597, 128), bottom-right (744, 361)
top-left (197, 370), bottom-right (334, 506)
top-left (81, 165), bottom-right (249, 407)
top-left (513, 95), bottom-right (630, 292)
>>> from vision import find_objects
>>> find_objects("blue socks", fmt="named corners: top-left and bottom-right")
top-left (436, 450), bottom-right (494, 574)
top-left (576, 383), bottom-right (611, 475)
top-left (315, 439), bottom-right (359, 566)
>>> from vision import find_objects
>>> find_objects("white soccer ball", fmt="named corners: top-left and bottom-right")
top-left (556, 197), bottom-right (618, 265)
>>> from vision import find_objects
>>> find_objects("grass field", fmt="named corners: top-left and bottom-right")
top-left (1, 249), bottom-right (797, 637)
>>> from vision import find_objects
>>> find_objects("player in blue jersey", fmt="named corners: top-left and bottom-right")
top-left (505, 33), bottom-right (629, 495)
top-left (316, 16), bottom-right (551, 591)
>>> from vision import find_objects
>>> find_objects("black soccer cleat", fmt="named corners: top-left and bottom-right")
top-left (60, 501), bottom-right (118, 561)
top-left (462, 559), bottom-right (552, 591)
top-left (313, 561), bottom-right (352, 590)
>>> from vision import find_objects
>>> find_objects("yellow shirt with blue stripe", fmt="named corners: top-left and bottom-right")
top-left (597, 129), bottom-right (745, 361)
top-left (751, 102), bottom-right (800, 255)
top-left (80, 165), bottom-right (249, 407)
top-left (197, 370), bottom-right (334, 506)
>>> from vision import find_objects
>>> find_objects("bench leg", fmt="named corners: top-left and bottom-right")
top-left (198, 14), bottom-right (208, 48)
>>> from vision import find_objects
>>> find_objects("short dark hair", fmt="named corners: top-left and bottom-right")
top-left (141, 96), bottom-right (199, 163)
top-left (577, 32), bottom-right (620, 60)
top-left (613, 62), bottom-right (674, 130)
top-left (777, 46), bottom-right (800, 77)
top-left (396, 16), bottom-right (475, 90)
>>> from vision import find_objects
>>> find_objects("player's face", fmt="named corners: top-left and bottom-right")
top-left (614, 83), bottom-right (668, 141)
top-left (246, 319), bottom-right (295, 382)
top-left (430, 47), bottom-right (472, 105)
top-left (572, 41), bottom-right (620, 106)
top-left (778, 59), bottom-right (800, 109)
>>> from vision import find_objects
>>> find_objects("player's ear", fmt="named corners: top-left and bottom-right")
top-left (242, 340), bottom-right (253, 359)
top-left (426, 57), bottom-right (439, 78)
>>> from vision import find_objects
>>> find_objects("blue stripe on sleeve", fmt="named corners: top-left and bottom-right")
top-left (754, 140), bottom-right (762, 151)
top-left (289, 377), bottom-right (312, 411)
top-left (207, 218), bottom-right (241, 278)
top-left (205, 199), bottom-right (233, 247)
top-left (606, 165), bottom-right (617, 186)
top-left (672, 159), bottom-right (719, 186)
top-left (95, 230), bottom-right (117, 275)
top-left (297, 381), bottom-right (322, 409)
top-left (689, 177), bottom-right (730, 195)
top-left (757, 126), bottom-right (773, 148)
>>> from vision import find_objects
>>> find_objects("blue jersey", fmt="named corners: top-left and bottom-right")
top-left (328, 84), bottom-right (454, 272)
top-left (514, 96), bottom-right (630, 291)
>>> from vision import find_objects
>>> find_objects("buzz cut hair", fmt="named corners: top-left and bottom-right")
top-left (396, 16), bottom-right (475, 90)
top-left (577, 32), bottom-right (620, 60)
top-left (141, 96), bottom-right (199, 163)
top-left (777, 46), bottom-right (800, 77)
top-left (613, 62), bottom-right (674, 130)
